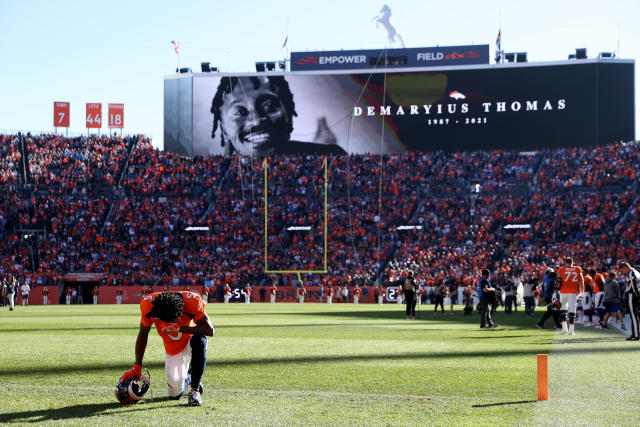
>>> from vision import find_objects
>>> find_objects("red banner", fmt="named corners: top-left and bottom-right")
top-left (22, 285), bottom-right (385, 304)
top-left (85, 103), bottom-right (102, 128)
top-left (108, 103), bottom-right (124, 128)
top-left (225, 286), bottom-right (380, 303)
top-left (53, 102), bottom-right (70, 128)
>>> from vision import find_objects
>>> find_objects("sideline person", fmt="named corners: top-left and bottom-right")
top-left (557, 257), bottom-right (584, 335)
top-left (210, 76), bottom-right (346, 156)
top-left (402, 271), bottom-right (418, 319)
top-left (619, 262), bottom-right (640, 341)
top-left (478, 269), bottom-right (497, 329)
top-left (20, 280), bottom-right (30, 306)
top-left (602, 272), bottom-right (625, 331)
top-left (6, 277), bottom-right (17, 311)
top-left (119, 291), bottom-right (214, 406)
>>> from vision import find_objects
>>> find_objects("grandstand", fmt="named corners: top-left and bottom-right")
top-left (1, 131), bottom-right (639, 302)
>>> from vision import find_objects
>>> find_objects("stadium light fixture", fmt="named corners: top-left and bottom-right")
top-left (516, 52), bottom-right (527, 63)
top-left (575, 48), bottom-right (587, 59)
top-left (396, 225), bottom-right (423, 230)
top-left (598, 52), bottom-right (614, 59)
top-left (185, 226), bottom-right (210, 232)
top-left (503, 224), bottom-right (531, 230)
top-left (255, 62), bottom-right (266, 72)
top-left (505, 53), bottom-right (515, 62)
top-left (201, 62), bottom-right (211, 72)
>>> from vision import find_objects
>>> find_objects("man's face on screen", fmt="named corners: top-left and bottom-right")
top-left (220, 77), bottom-right (291, 156)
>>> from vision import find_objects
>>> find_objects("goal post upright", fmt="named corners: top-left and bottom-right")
top-left (264, 156), bottom-right (328, 276)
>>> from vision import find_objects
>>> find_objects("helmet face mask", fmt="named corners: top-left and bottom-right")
top-left (114, 369), bottom-right (150, 404)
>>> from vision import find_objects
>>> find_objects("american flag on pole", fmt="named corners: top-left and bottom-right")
top-left (496, 30), bottom-right (501, 51)
top-left (171, 40), bottom-right (180, 56)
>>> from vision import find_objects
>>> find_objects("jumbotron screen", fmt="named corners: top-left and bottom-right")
top-left (164, 59), bottom-right (634, 156)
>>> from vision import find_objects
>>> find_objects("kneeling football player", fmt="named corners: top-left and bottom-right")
top-left (120, 291), bottom-right (214, 406)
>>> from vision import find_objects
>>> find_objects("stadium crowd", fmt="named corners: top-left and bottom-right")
top-left (1, 132), bottom-right (639, 298)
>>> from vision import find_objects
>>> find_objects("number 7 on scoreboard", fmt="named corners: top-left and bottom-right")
top-left (53, 102), bottom-right (70, 128)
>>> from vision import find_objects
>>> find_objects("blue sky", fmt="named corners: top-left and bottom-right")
top-left (0, 0), bottom-right (637, 148)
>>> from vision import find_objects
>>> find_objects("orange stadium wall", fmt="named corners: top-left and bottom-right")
top-left (25, 286), bottom-right (382, 304)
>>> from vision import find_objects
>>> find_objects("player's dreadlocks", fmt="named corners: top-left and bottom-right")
top-left (150, 292), bottom-right (184, 322)
top-left (210, 76), bottom-right (297, 148)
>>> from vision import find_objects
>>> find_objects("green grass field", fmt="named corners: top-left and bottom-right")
top-left (1, 303), bottom-right (639, 426)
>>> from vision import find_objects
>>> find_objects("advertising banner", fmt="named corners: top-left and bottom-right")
top-left (291, 45), bottom-right (490, 71)
top-left (175, 60), bottom-right (633, 157)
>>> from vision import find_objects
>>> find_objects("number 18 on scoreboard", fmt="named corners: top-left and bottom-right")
top-left (108, 103), bottom-right (124, 130)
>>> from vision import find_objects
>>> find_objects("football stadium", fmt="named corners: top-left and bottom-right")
top-left (1, 2), bottom-right (640, 425)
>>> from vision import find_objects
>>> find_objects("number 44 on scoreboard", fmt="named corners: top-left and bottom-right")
top-left (86, 103), bottom-right (102, 128)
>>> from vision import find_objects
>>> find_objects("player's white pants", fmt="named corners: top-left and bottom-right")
top-left (43, 295), bottom-right (48, 305)
top-left (224, 295), bottom-right (230, 304)
top-left (377, 295), bottom-right (383, 305)
top-left (560, 293), bottom-right (578, 314)
top-left (327, 296), bottom-right (333, 304)
top-left (397, 295), bottom-right (403, 305)
top-left (298, 295), bottom-right (305, 304)
top-left (165, 344), bottom-right (192, 397)
top-left (65, 295), bottom-right (71, 305)
top-left (354, 295), bottom-right (359, 304)
top-left (417, 296), bottom-right (422, 306)
top-left (7, 293), bottom-right (15, 309)
top-left (245, 294), bottom-right (250, 304)
top-left (270, 294), bottom-right (276, 303)
top-left (116, 295), bottom-right (122, 304)
top-left (93, 295), bottom-right (98, 304)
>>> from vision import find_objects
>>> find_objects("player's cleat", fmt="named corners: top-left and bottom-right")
top-left (188, 389), bottom-right (203, 406)
top-left (490, 324), bottom-right (498, 328)
top-left (625, 336), bottom-right (639, 341)
top-left (568, 324), bottom-right (575, 335)
top-left (561, 322), bottom-right (568, 334)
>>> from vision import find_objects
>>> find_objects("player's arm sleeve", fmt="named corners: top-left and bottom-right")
top-left (191, 296), bottom-right (207, 323)
top-left (140, 300), bottom-right (154, 327)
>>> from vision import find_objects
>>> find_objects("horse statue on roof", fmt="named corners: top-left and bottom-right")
top-left (373, 5), bottom-right (406, 48)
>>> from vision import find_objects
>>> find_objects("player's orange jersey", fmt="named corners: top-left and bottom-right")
top-left (583, 275), bottom-right (593, 291)
top-left (557, 266), bottom-right (584, 294)
top-left (140, 291), bottom-right (207, 356)
top-left (592, 273), bottom-right (605, 293)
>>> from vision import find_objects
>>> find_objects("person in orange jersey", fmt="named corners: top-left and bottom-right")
top-left (119, 291), bottom-right (214, 406)
top-left (556, 257), bottom-right (584, 335)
